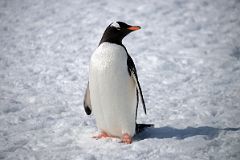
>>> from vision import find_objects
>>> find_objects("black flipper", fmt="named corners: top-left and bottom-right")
top-left (127, 54), bottom-right (147, 114)
top-left (83, 82), bottom-right (92, 115)
top-left (135, 89), bottom-right (139, 120)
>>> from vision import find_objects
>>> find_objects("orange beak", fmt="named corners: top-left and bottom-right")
top-left (127, 26), bottom-right (141, 31)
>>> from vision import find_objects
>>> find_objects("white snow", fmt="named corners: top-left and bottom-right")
top-left (0, 0), bottom-right (240, 159)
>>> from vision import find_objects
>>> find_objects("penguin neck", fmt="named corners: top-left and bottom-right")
top-left (99, 32), bottom-right (124, 46)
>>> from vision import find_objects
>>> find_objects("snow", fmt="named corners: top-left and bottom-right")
top-left (0, 0), bottom-right (240, 159)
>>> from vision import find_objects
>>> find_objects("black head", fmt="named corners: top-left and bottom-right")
top-left (99, 21), bottom-right (141, 45)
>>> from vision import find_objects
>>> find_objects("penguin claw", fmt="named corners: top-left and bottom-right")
top-left (121, 133), bottom-right (132, 144)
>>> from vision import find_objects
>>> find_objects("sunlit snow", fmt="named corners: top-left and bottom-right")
top-left (0, 0), bottom-right (240, 159)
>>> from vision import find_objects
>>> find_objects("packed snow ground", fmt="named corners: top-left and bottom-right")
top-left (1, 0), bottom-right (240, 159)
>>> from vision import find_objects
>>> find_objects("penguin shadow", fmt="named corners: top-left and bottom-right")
top-left (134, 126), bottom-right (240, 140)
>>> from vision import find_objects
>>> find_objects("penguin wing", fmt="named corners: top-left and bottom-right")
top-left (127, 54), bottom-right (147, 114)
top-left (83, 82), bottom-right (92, 115)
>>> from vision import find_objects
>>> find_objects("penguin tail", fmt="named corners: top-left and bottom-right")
top-left (136, 123), bottom-right (154, 134)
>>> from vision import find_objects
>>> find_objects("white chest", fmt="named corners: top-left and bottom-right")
top-left (89, 42), bottom-right (136, 137)
top-left (90, 42), bottom-right (127, 72)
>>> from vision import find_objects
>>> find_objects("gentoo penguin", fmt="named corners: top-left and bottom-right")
top-left (83, 21), bottom-right (152, 144)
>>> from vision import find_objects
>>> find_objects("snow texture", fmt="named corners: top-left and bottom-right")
top-left (0, 0), bottom-right (240, 159)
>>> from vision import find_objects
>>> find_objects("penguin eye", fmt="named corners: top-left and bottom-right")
top-left (110, 22), bottom-right (121, 30)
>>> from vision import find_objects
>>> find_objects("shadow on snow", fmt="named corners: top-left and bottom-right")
top-left (135, 126), bottom-right (240, 140)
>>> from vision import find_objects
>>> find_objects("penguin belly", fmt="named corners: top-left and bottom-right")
top-left (89, 42), bottom-right (137, 137)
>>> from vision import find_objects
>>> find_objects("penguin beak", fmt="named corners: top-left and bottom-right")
top-left (127, 26), bottom-right (141, 31)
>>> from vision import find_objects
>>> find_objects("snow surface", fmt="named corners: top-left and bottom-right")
top-left (0, 0), bottom-right (240, 159)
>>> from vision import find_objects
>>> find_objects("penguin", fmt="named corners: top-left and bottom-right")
top-left (83, 21), bottom-right (153, 144)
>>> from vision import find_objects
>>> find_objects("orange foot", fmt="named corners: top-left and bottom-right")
top-left (121, 133), bottom-right (132, 144)
top-left (92, 132), bottom-right (109, 139)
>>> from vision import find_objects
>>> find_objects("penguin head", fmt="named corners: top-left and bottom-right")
top-left (99, 21), bottom-right (141, 45)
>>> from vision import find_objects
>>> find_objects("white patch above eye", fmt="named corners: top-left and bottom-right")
top-left (110, 22), bottom-right (120, 29)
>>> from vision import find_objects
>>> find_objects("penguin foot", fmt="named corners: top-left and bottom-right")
top-left (93, 132), bottom-right (109, 139)
top-left (93, 132), bottom-right (118, 139)
top-left (121, 133), bottom-right (132, 144)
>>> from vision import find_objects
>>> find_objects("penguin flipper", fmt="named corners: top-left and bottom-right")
top-left (83, 82), bottom-right (92, 115)
top-left (127, 54), bottom-right (147, 114)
